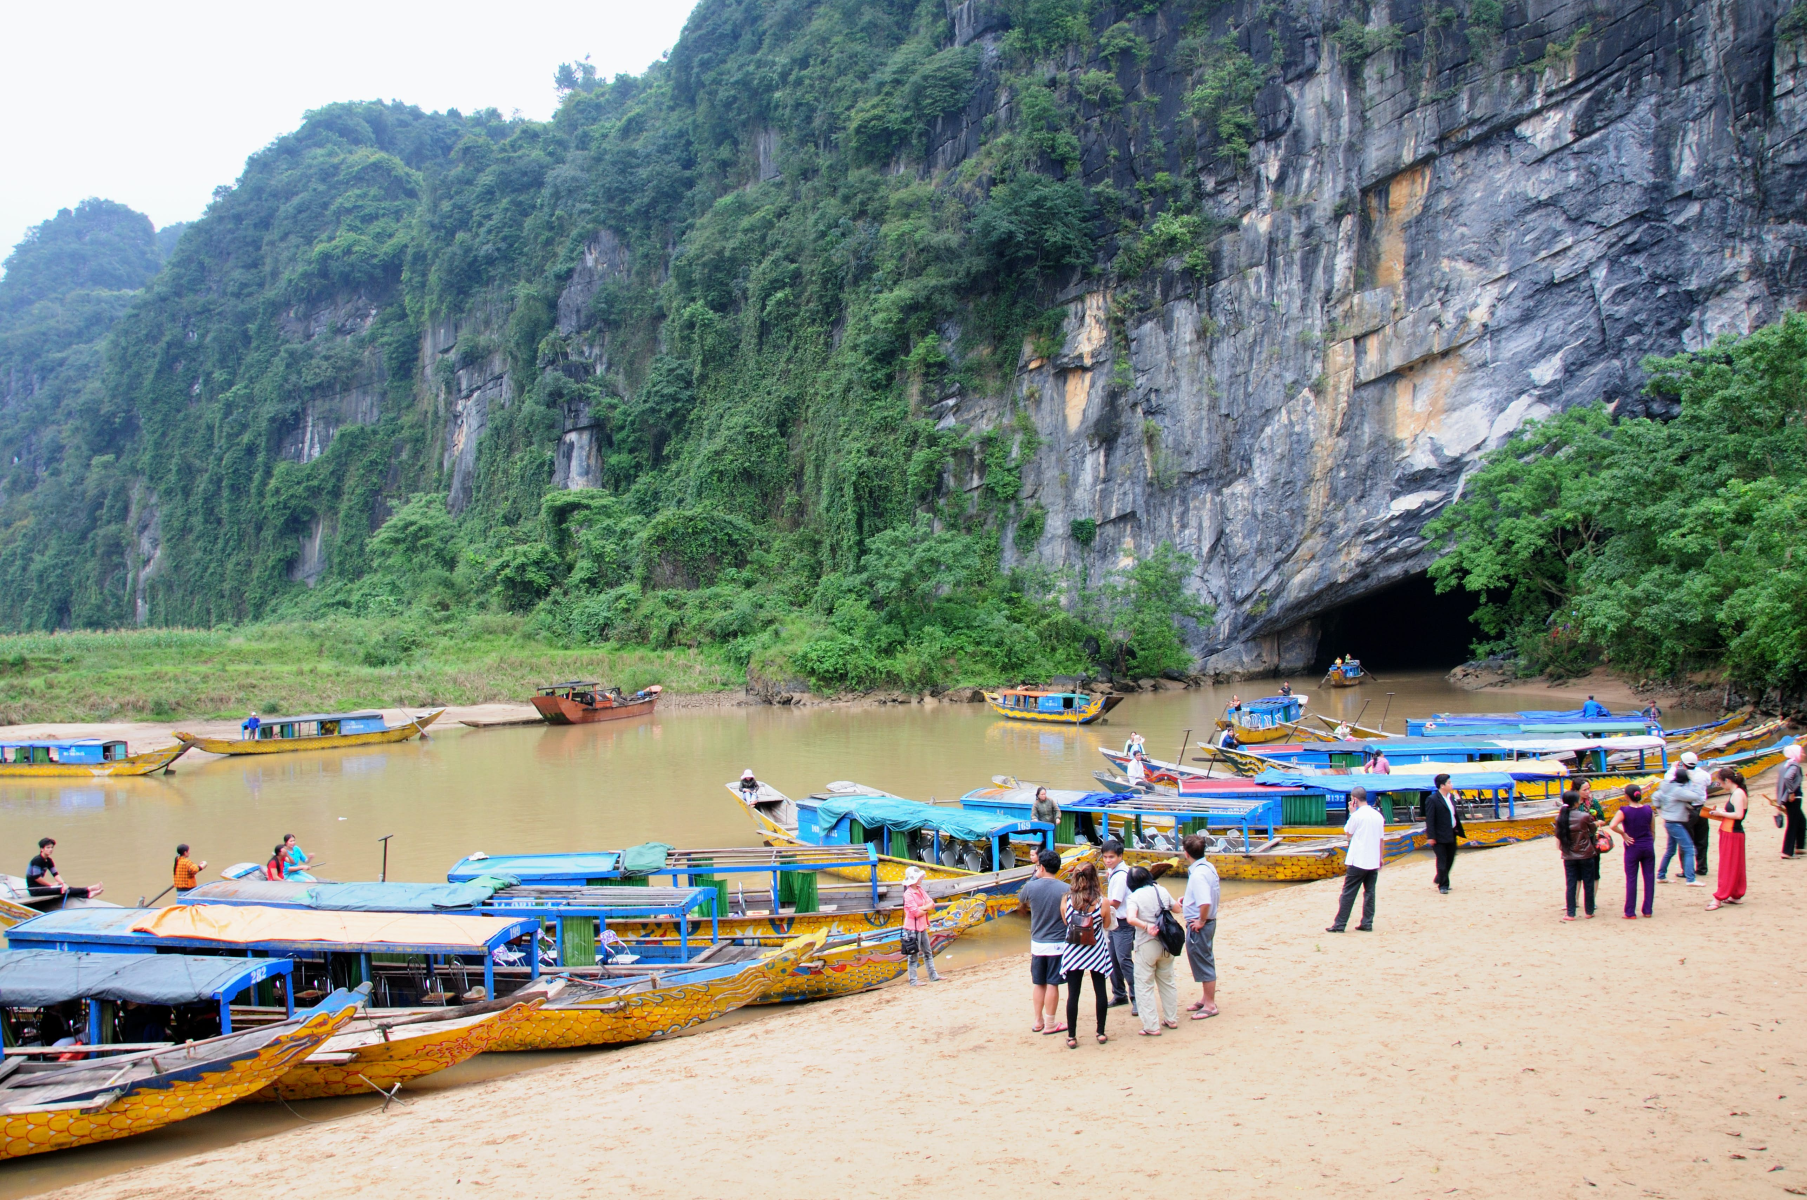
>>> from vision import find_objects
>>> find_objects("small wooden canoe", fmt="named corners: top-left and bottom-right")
top-left (248, 999), bottom-right (541, 1101)
top-left (530, 682), bottom-right (660, 725)
top-left (176, 709), bottom-right (445, 755)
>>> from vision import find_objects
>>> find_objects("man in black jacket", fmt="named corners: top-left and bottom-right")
top-left (1424, 773), bottom-right (1465, 894)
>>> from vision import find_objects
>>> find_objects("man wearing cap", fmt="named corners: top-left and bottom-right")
top-left (1655, 752), bottom-right (1707, 885)
top-left (1677, 751), bottom-right (1713, 881)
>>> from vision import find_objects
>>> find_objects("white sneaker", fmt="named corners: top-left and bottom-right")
top-left (1685, 880), bottom-right (1707, 887)
top-left (1656, 877), bottom-right (1670, 883)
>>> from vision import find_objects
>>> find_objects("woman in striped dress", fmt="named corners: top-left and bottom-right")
top-left (1059, 862), bottom-right (1116, 1048)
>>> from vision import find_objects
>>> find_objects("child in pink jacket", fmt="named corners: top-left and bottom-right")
top-left (902, 866), bottom-right (942, 984)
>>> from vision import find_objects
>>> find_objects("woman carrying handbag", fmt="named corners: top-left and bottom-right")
top-left (1557, 790), bottom-right (1602, 920)
top-left (1123, 865), bottom-right (1182, 1035)
top-left (1058, 862), bottom-right (1115, 1048)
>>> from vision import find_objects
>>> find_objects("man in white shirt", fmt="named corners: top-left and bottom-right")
top-left (1326, 786), bottom-right (1385, 931)
top-left (1100, 838), bottom-right (1135, 1011)
top-left (1180, 834), bottom-right (1221, 1019)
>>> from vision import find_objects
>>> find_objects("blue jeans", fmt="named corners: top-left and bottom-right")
top-left (1658, 821), bottom-right (1695, 882)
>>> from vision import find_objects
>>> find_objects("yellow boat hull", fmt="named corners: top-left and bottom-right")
top-left (175, 709), bottom-right (444, 756)
top-left (751, 899), bottom-right (988, 1004)
top-left (0, 743), bottom-right (189, 778)
top-left (485, 934), bottom-right (822, 1052)
top-left (0, 1009), bottom-right (350, 1161)
top-left (249, 1001), bottom-right (539, 1101)
top-left (983, 693), bottom-right (1122, 725)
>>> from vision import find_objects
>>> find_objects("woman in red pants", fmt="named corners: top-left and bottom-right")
top-left (1705, 767), bottom-right (1749, 910)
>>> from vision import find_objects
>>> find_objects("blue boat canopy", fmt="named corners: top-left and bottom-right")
top-left (0, 948), bottom-right (292, 1008)
top-left (449, 852), bottom-right (620, 883)
top-left (813, 794), bottom-right (1043, 840)
top-left (184, 878), bottom-right (520, 911)
top-left (1249, 770), bottom-right (1520, 794)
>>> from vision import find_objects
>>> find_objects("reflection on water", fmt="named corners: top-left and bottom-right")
top-left (0, 672), bottom-right (1712, 1193)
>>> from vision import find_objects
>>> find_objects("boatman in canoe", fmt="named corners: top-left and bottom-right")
top-left (738, 769), bottom-right (761, 803)
top-left (279, 834), bottom-right (317, 879)
top-left (241, 711), bottom-right (261, 740)
top-left (1580, 695), bottom-right (1611, 719)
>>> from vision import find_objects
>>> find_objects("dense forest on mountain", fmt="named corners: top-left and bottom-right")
top-left (1, 0), bottom-right (1802, 708)
top-left (0, 0), bottom-right (1237, 693)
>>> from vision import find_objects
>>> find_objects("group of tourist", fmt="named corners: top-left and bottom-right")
top-left (19, 833), bottom-right (318, 905)
top-left (1011, 838), bottom-right (1219, 1047)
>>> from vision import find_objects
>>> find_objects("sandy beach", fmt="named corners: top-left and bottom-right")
top-left (24, 764), bottom-right (1801, 1200)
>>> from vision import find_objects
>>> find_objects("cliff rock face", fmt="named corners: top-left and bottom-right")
top-left (960, 0), bottom-right (1807, 675)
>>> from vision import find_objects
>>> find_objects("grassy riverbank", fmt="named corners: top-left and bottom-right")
top-left (0, 618), bottom-right (743, 724)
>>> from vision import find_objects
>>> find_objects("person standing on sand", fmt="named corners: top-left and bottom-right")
top-left (1673, 752), bottom-right (1713, 880)
top-left (1123, 865), bottom-right (1181, 1036)
top-left (1705, 768), bottom-right (1749, 910)
top-left (1655, 764), bottom-right (1705, 886)
top-left (172, 844), bottom-right (205, 896)
top-left (1180, 835), bottom-right (1220, 1019)
top-left (25, 838), bottom-right (102, 900)
top-left (1557, 790), bottom-right (1600, 921)
top-left (1608, 784), bottom-right (1655, 918)
top-left (1058, 862), bottom-right (1114, 1048)
top-left (1017, 849), bottom-right (1069, 1035)
top-left (1774, 744), bottom-right (1804, 860)
top-left (901, 866), bottom-right (941, 985)
top-left (1575, 777), bottom-right (1605, 822)
top-left (1425, 773), bottom-right (1464, 894)
top-left (1327, 786), bottom-right (1384, 932)
top-left (1099, 838), bottom-right (1135, 1011)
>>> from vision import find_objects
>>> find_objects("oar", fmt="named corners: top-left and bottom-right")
top-left (1175, 728), bottom-right (1191, 765)
top-left (139, 885), bottom-right (175, 907)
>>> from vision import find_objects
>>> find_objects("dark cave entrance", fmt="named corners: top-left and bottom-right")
top-left (1312, 573), bottom-right (1481, 672)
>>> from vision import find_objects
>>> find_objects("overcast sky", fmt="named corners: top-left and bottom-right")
top-left (1, 0), bottom-right (701, 256)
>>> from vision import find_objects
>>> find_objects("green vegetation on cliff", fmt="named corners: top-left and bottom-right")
top-left (1426, 312), bottom-right (1807, 695)
top-left (5, 0), bottom-right (1308, 696)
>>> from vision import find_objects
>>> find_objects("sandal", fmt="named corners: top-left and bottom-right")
top-left (1137, 1029), bottom-right (1161, 1037)
top-left (1186, 1000), bottom-right (1207, 1012)
top-left (1031, 1023), bottom-right (1044, 1033)
top-left (1096, 1033), bottom-right (1108, 1045)
top-left (1066, 1036), bottom-right (1078, 1049)
top-left (1705, 900), bottom-right (1722, 911)
top-left (1041, 1023), bottom-right (1068, 1036)
top-left (1190, 1008), bottom-right (1217, 1020)
top-left (1161, 1020), bottom-right (1180, 1030)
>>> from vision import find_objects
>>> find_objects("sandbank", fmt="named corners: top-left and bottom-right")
top-left (27, 765), bottom-right (1804, 1200)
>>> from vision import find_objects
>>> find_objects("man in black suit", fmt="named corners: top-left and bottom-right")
top-left (1425, 773), bottom-right (1465, 894)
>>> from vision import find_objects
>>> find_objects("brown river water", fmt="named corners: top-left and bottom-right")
top-left (0, 672), bottom-right (1712, 1195)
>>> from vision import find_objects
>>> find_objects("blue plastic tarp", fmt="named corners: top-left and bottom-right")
top-left (814, 794), bottom-right (1038, 840)
top-left (302, 880), bottom-right (518, 911)
top-left (0, 948), bottom-right (289, 1007)
top-left (448, 852), bottom-right (619, 883)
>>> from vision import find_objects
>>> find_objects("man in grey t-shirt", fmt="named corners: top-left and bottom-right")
top-left (1016, 849), bottom-right (1070, 1034)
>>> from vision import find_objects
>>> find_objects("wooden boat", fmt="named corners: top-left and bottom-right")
top-left (983, 687), bottom-right (1124, 725)
top-left (248, 999), bottom-right (543, 1101)
top-left (0, 738), bottom-right (188, 778)
top-left (749, 902), bottom-right (986, 1003)
top-left (1214, 694), bottom-right (1313, 746)
top-left (529, 682), bottom-right (661, 725)
top-left (0, 1003), bottom-right (353, 1160)
top-left (175, 708), bottom-right (445, 756)
top-left (478, 933), bottom-right (824, 1051)
top-left (1321, 660), bottom-right (1366, 687)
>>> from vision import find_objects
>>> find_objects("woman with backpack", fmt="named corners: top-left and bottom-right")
top-left (1122, 865), bottom-right (1182, 1036)
top-left (1058, 862), bottom-right (1114, 1048)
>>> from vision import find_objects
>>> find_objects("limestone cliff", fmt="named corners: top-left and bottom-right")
top-left (949, 0), bottom-right (1807, 675)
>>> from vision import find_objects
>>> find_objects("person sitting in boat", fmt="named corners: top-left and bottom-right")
top-left (1126, 750), bottom-right (1149, 788)
top-left (263, 844), bottom-right (287, 882)
top-left (1333, 721), bottom-right (1354, 740)
top-left (25, 837), bottom-right (103, 900)
top-left (1121, 732), bottom-right (1146, 757)
top-left (279, 834), bottom-right (313, 879)
top-left (738, 769), bottom-right (761, 801)
top-left (1216, 727), bottom-right (1240, 750)
top-left (241, 711), bottom-right (260, 740)
top-left (1032, 787), bottom-right (1060, 826)
top-left (1640, 701), bottom-right (1662, 721)
top-left (1580, 695), bottom-right (1611, 719)
top-left (1364, 748), bottom-right (1391, 775)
